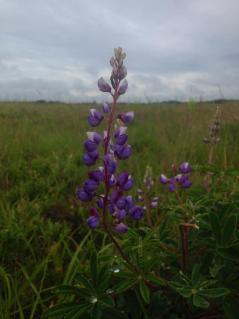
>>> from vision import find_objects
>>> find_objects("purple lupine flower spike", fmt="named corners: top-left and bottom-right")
top-left (98, 77), bottom-right (112, 93)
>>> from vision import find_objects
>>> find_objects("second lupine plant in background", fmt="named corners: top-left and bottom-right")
top-left (77, 47), bottom-right (144, 236)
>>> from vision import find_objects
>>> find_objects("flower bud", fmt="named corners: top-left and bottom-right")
top-left (118, 79), bottom-right (128, 95)
top-left (103, 102), bottom-right (111, 113)
top-left (98, 77), bottom-right (112, 93)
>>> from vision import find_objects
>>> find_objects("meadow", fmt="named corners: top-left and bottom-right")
top-left (0, 101), bottom-right (239, 318)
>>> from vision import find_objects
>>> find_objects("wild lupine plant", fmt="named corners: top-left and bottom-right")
top-left (76, 47), bottom-right (144, 236)
top-left (44, 51), bottom-right (234, 319)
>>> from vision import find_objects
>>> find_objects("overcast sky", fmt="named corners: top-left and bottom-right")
top-left (0, 0), bottom-right (239, 102)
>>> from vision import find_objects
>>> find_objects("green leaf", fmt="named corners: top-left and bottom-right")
top-left (200, 288), bottom-right (230, 298)
top-left (43, 303), bottom-right (80, 318)
top-left (64, 304), bottom-right (91, 319)
top-left (100, 296), bottom-right (115, 308)
top-left (139, 281), bottom-right (150, 303)
top-left (193, 295), bottom-right (210, 309)
top-left (115, 278), bottom-right (136, 294)
top-left (191, 264), bottom-right (201, 286)
top-left (176, 288), bottom-right (192, 298)
top-left (221, 215), bottom-right (237, 245)
top-left (146, 274), bottom-right (167, 287)
top-left (76, 273), bottom-right (95, 292)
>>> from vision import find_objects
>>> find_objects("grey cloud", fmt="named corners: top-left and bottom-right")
top-left (0, 0), bottom-right (239, 101)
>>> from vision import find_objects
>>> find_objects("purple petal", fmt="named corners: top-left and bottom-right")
top-left (115, 209), bottom-right (127, 220)
top-left (118, 79), bottom-right (128, 95)
top-left (115, 222), bottom-right (128, 234)
top-left (115, 145), bottom-right (132, 160)
top-left (179, 162), bottom-right (192, 174)
top-left (84, 140), bottom-right (97, 152)
top-left (87, 215), bottom-right (99, 229)
top-left (130, 205), bottom-right (144, 220)
top-left (76, 188), bottom-right (93, 202)
top-left (88, 169), bottom-right (104, 182)
top-left (118, 112), bottom-right (134, 124)
top-left (87, 132), bottom-right (102, 144)
top-left (160, 174), bottom-right (169, 184)
top-left (83, 154), bottom-right (96, 166)
top-left (83, 179), bottom-right (99, 193)
top-left (103, 102), bottom-right (111, 113)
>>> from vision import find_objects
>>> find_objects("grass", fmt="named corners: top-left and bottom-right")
top-left (0, 100), bottom-right (239, 318)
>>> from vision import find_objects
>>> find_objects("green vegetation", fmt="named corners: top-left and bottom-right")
top-left (0, 101), bottom-right (239, 318)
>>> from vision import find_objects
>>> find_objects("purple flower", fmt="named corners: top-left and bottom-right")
top-left (88, 109), bottom-right (104, 127)
top-left (114, 127), bottom-right (128, 145)
top-left (88, 169), bottom-right (104, 182)
top-left (118, 112), bottom-right (134, 124)
top-left (110, 189), bottom-right (123, 204)
top-left (83, 154), bottom-right (97, 166)
top-left (108, 174), bottom-right (116, 187)
top-left (160, 174), bottom-right (169, 184)
top-left (179, 162), bottom-right (192, 174)
top-left (118, 79), bottom-right (128, 95)
top-left (117, 172), bottom-right (134, 191)
top-left (83, 179), bottom-right (99, 193)
top-left (104, 154), bottom-right (117, 174)
top-left (97, 197), bottom-right (104, 209)
top-left (115, 144), bottom-right (132, 160)
top-left (87, 209), bottom-right (99, 229)
top-left (125, 195), bottom-right (134, 209)
top-left (114, 209), bottom-right (127, 220)
top-left (98, 77), bottom-right (112, 93)
top-left (76, 188), bottom-right (93, 202)
top-left (168, 180), bottom-right (177, 192)
top-left (130, 205), bottom-right (144, 220)
top-left (103, 102), bottom-right (111, 113)
top-left (115, 222), bottom-right (128, 234)
top-left (181, 179), bottom-right (192, 188)
top-left (87, 132), bottom-right (102, 144)
top-left (84, 140), bottom-right (98, 152)
top-left (116, 197), bottom-right (127, 209)
top-left (151, 201), bottom-right (158, 208)
top-left (118, 66), bottom-right (127, 81)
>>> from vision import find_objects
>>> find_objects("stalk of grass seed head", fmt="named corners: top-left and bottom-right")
top-left (203, 106), bottom-right (222, 191)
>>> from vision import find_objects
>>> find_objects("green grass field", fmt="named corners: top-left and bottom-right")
top-left (0, 101), bottom-right (239, 318)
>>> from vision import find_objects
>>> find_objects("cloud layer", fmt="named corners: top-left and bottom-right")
top-left (0, 0), bottom-right (239, 102)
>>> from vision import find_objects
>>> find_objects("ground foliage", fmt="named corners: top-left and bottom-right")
top-left (0, 101), bottom-right (239, 318)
